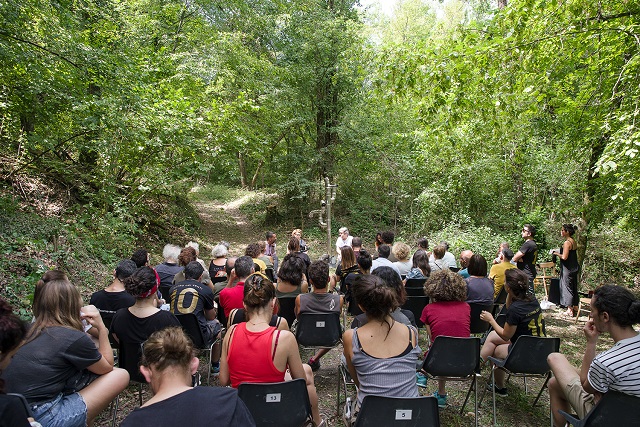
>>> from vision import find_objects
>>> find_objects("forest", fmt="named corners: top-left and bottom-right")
top-left (1, 0), bottom-right (639, 314)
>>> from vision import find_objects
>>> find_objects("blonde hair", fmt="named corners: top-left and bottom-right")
top-left (392, 242), bottom-right (411, 261)
top-left (27, 278), bottom-right (83, 344)
top-left (141, 327), bottom-right (195, 372)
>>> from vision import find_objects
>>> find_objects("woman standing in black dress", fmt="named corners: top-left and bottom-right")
top-left (552, 224), bottom-right (579, 316)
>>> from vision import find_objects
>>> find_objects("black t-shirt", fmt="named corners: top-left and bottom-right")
top-left (169, 279), bottom-right (216, 339)
top-left (0, 395), bottom-right (31, 427)
top-left (110, 309), bottom-right (180, 344)
top-left (3, 326), bottom-right (102, 403)
top-left (89, 289), bottom-right (135, 324)
top-left (505, 298), bottom-right (545, 345)
top-left (517, 239), bottom-right (538, 280)
top-left (120, 386), bottom-right (255, 427)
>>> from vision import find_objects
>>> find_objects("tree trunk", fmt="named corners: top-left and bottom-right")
top-left (238, 151), bottom-right (247, 188)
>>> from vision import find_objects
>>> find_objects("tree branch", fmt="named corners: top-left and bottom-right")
top-left (0, 31), bottom-right (81, 69)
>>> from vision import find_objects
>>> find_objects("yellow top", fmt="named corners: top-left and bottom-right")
top-left (489, 261), bottom-right (517, 298)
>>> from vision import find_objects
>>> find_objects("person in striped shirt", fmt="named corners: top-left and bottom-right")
top-left (547, 285), bottom-right (640, 426)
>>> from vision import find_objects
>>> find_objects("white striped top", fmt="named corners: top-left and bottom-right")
top-left (588, 333), bottom-right (640, 397)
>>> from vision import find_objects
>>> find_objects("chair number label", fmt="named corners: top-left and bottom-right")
top-left (316, 321), bottom-right (325, 327)
top-left (266, 393), bottom-right (281, 403)
top-left (395, 409), bottom-right (412, 420)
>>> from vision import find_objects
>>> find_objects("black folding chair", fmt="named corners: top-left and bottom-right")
top-left (264, 267), bottom-right (276, 283)
top-left (491, 287), bottom-right (508, 316)
top-left (337, 363), bottom-right (358, 420)
top-left (176, 313), bottom-right (217, 385)
top-left (559, 390), bottom-right (640, 427)
top-left (353, 395), bottom-right (440, 427)
top-left (277, 296), bottom-right (297, 327)
top-left (468, 303), bottom-right (493, 335)
top-left (421, 336), bottom-right (481, 426)
top-left (405, 278), bottom-right (426, 297)
top-left (238, 379), bottom-right (313, 427)
top-left (295, 312), bottom-right (342, 348)
top-left (402, 295), bottom-right (429, 327)
top-left (111, 340), bottom-right (145, 424)
top-left (483, 335), bottom-right (561, 425)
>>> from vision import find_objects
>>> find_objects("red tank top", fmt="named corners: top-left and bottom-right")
top-left (227, 323), bottom-right (285, 388)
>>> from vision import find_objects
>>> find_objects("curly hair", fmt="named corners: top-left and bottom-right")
top-left (141, 327), bottom-right (195, 373)
top-left (244, 273), bottom-right (276, 312)
top-left (245, 243), bottom-right (261, 258)
top-left (425, 270), bottom-right (467, 302)
top-left (277, 253), bottom-right (305, 286)
top-left (308, 260), bottom-right (329, 290)
top-left (178, 246), bottom-right (197, 267)
top-left (562, 223), bottom-right (576, 236)
top-left (392, 242), bottom-right (411, 262)
top-left (124, 267), bottom-right (158, 299)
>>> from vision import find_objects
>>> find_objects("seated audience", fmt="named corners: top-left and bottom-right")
top-left (292, 228), bottom-right (308, 252)
top-left (429, 244), bottom-right (449, 272)
top-left (417, 237), bottom-right (429, 251)
top-left (89, 259), bottom-right (136, 325)
top-left (131, 248), bottom-right (150, 268)
top-left (489, 248), bottom-right (516, 298)
top-left (458, 250), bottom-right (474, 278)
top-left (169, 262), bottom-right (221, 346)
top-left (275, 253), bottom-right (308, 298)
top-left (245, 243), bottom-right (267, 272)
top-left (257, 241), bottom-right (274, 269)
top-left (418, 270), bottom-right (471, 406)
top-left (219, 273), bottom-right (322, 425)
top-left (4, 275), bottom-right (129, 427)
top-left (492, 242), bottom-right (510, 265)
top-left (287, 237), bottom-right (310, 273)
top-left (332, 246), bottom-right (359, 292)
top-left (380, 231), bottom-right (397, 261)
top-left (352, 267), bottom-right (414, 328)
top-left (172, 247), bottom-right (212, 288)
top-left (371, 244), bottom-right (401, 276)
top-left (465, 254), bottom-right (494, 305)
top-left (356, 249), bottom-right (372, 274)
top-left (343, 274), bottom-right (421, 421)
top-left (297, 260), bottom-right (343, 371)
top-left (547, 285), bottom-right (640, 427)
top-left (392, 242), bottom-right (413, 277)
top-left (208, 244), bottom-right (229, 284)
top-left (155, 244), bottom-right (184, 299)
top-left (479, 269), bottom-right (545, 396)
top-left (0, 298), bottom-right (33, 427)
top-left (120, 327), bottom-right (255, 426)
top-left (226, 306), bottom-right (289, 331)
top-left (429, 241), bottom-right (457, 269)
top-left (219, 256), bottom-right (254, 318)
top-left (110, 266), bottom-right (180, 346)
top-left (185, 241), bottom-right (207, 270)
top-left (351, 236), bottom-right (363, 258)
top-left (404, 249), bottom-right (431, 281)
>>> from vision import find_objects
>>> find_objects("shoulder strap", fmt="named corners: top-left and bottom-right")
top-left (272, 329), bottom-right (281, 361)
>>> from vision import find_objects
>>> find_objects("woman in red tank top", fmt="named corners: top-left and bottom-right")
top-left (219, 272), bottom-right (323, 425)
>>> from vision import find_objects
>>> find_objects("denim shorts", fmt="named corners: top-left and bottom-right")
top-left (31, 392), bottom-right (87, 427)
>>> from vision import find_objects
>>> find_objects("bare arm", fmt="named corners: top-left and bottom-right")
top-left (81, 305), bottom-right (114, 374)
top-left (512, 250), bottom-right (524, 262)
top-left (218, 324), bottom-right (236, 386)
top-left (580, 319), bottom-right (599, 395)
top-left (553, 240), bottom-right (572, 261)
top-left (342, 330), bottom-right (359, 388)
top-left (294, 295), bottom-right (301, 318)
top-left (479, 310), bottom-right (517, 342)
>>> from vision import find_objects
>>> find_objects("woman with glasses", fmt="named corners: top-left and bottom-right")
top-left (219, 273), bottom-right (323, 426)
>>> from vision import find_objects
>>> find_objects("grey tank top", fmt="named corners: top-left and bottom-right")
top-left (299, 293), bottom-right (340, 314)
top-left (351, 324), bottom-right (421, 405)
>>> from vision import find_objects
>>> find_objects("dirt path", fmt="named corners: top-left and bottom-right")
top-left (192, 194), bottom-right (262, 255)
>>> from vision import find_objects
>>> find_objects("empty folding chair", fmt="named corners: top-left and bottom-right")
top-left (468, 303), bottom-right (493, 335)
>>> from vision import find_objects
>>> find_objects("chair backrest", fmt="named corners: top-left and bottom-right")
top-left (579, 390), bottom-right (640, 426)
top-left (254, 262), bottom-right (262, 272)
top-left (264, 268), bottom-right (276, 283)
top-left (492, 287), bottom-right (508, 316)
top-left (503, 336), bottom-right (560, 375)
top-left (237, 379), bottom-right (312, 427)
top-left (176, 313), bottom-right (207, 349)
top-left (401, 296), bottom-right (429, 327)
top-left (468, 303), bottom-right (493, 334)
top-left (295, 312), bottom-right (342, 347)
top-left (354, 395), bottom-right (440, 427)
top-left (405, 278), bottom-right (426, 297)
top-left (99, 310), bottom-right (120, 347)
top-left (276, 297), bottom-right (297, 327)
top-left (118, 341), bottom-right (145, 383)
top-left (422, 336), bottom-right (480, 377)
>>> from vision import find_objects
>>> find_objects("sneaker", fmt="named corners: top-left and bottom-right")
top-left (211, 361), bottom-right (220, 375)
top-left (308, 357), bottom-right (321, 372)
top-left (432, 391), bottom-right (447, 408)
top-left (416, 372), bottom-right (428, 388)
top-left (485, 383), bottom-right (508, 397)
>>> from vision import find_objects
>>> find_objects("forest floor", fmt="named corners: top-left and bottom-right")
top-left (96, 186), bottom-right (614, 426)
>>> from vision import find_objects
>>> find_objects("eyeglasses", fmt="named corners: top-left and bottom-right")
top-left (522, 229), bottom-right (529, 233)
